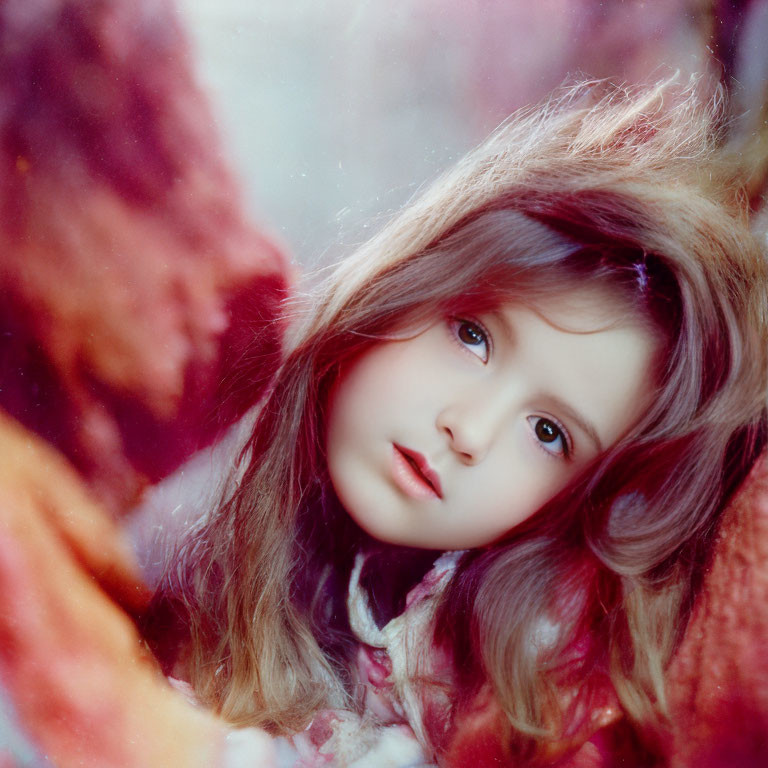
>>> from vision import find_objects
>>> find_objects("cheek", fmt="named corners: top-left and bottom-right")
top-left (325, 347), bottom-right (399, 462)
top-left (325, 374), bottom-right (361, 466)
top-left (468, 446), bottom-right (579, 536)
top-left (324, 376), bottom-right (368, 522)
top-left (326, 341), bottom-right (432, 441)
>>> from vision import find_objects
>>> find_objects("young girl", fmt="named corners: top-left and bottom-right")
top-left (148, 79), bottom-right (768, 765)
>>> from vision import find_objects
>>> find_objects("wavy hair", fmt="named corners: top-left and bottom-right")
top-left (149, 78), bottom-right (768, 759)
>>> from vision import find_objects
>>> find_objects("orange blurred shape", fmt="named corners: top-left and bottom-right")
top-left (0, 411), bottom-right (228, 767)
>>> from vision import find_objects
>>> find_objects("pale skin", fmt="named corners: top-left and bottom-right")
top-left (325, 286), bottom-right (659, 550)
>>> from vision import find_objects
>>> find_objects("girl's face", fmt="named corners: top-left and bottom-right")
top-left (325, 287), bottom-right (658, 550)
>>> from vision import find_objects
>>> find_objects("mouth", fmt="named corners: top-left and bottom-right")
top-left (392, 444), bottom-right (443, 500)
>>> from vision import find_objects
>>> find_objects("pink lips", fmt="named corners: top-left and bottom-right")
top-left (392, 444), bottom-right (443, 500)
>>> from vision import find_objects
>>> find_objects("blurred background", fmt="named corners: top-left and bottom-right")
top-left (175, 0), bottom-right (768, 266)
top-left (2, 1), bottom-right (768, 764)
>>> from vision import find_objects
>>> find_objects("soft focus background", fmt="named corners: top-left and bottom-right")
top-left (2, 0), bottom-right (768, 765)
top-left (175, 0), bottom-right (768, 266)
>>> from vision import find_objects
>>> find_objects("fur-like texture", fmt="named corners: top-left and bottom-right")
top-left (665, 454), bottom-right (768, 767)
top-left (0, 0), bottom-right (290, 513)
top-left (0, 0), bottom-right (290, 765)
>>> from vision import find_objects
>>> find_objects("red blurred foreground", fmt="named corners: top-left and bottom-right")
top-left (0, 0), bottom-right (288, 764)
top-left (0, 0), bottom-right (289, 514)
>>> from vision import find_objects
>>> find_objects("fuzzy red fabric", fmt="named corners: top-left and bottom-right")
top-left (0, 0), bottom-right (291, 514)
top-left (664, 454), bottom-right (768, 767)
top-left (0, 0), bottom-right (289, 765)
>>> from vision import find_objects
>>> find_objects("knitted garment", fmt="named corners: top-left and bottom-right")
top-left (346, 550), bottom-right (463, 750)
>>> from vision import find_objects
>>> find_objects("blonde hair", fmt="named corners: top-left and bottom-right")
top-left (149, 78), bottom-right (767, 759)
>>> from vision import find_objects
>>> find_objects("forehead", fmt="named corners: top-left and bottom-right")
top-left (492, 285), bottom-right (660, 445)
top-left (446, 255), bottom-right (652, 321)
top-left (517, 285), bottom-right (646, 334)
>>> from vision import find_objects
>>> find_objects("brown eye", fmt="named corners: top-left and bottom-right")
top-left (458, 322), bottom-right (485, 346)
top-left (527, 416), bottom-right (571, 458)
top-left (535, 419), bottom-right (559, 443)
top-left (450, 318), bottom-right (490, 363)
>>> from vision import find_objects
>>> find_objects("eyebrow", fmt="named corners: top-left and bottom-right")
top-left (485, 309), bottom-right (606, 454)
top-left (546, 395), bottom-right (604, 454)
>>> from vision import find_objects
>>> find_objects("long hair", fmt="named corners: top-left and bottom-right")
top-left (150, 78), bottom-right (768, 757)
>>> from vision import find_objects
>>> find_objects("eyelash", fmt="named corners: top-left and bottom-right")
top-left (448, 316), bottom-right (492, 363)
top-left (448, 317), bottom-right (574, 461)
top-left (527, 415), bottom-right (573, 460)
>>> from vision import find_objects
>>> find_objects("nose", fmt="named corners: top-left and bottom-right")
top-left (436, 385), bottom-right (513, 464)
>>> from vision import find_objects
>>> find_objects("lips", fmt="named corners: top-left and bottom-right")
top-left (392, 444), bottom-right (443, 500)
